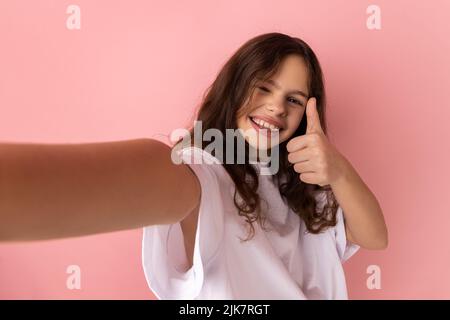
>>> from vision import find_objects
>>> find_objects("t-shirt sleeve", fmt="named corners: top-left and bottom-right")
top-left (334, 205), bottom-right (360, 263)
top-left (141, 147), bottom-right (225, 299)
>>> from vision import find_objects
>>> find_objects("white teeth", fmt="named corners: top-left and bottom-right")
top-left (252, 117), bottom-right (280, 131)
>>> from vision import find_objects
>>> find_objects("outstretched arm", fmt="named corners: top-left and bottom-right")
top-left (0, 138), bottom-right (200, 242)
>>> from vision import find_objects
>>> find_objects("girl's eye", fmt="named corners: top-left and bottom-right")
top-left (258, 86), bottom-right (304, 107)
top-left (288, 97), bottom-right (304, 107)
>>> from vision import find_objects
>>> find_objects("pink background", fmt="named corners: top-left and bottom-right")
top-left (0, 0), bottom-right (449, 299)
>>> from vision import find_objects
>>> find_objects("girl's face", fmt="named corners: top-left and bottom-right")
top-left (236, 54), bottom-right (310, 150)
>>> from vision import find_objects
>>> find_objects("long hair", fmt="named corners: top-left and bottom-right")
top-left (172, 32), bottom-right (339, 241)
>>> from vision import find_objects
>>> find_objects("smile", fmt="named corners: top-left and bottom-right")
top-left (249, 116), bottom-right (281, 131)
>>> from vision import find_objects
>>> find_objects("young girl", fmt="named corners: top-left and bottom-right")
top-left (0, 32), bottom-right (387, 300)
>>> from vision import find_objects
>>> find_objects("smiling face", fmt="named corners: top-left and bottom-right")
top-left (236, 54), bottom-right (310, 150)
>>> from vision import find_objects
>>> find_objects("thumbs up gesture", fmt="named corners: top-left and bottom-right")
top-left (286, 97), bottom-right (349, 187)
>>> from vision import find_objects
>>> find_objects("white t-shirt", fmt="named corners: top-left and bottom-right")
top-left (141, 146), bottom-right (360, 300)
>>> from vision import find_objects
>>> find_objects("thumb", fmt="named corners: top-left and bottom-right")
top-left (306, 97), bottom-right (323, 134)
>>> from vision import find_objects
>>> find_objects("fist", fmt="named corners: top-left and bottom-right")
top-left (286, 97), bottom-right (348, 187)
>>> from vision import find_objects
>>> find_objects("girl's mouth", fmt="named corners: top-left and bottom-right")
top-left (248, 116), bottom-right (282, 136)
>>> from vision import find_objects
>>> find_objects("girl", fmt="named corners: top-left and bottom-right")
top-left (0, 32), bottom-right (388, 299)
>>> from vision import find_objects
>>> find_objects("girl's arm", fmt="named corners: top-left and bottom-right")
top-left (330, 156), bottom-right (388, 250)
top-left (0, 138), bottom-right (200, 242)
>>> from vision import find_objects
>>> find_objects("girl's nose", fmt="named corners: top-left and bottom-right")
top-left (265, 101), bottom-right (287, 117)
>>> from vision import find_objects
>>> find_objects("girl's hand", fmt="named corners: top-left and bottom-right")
top-left (286, 97), bottom-right (349, 187)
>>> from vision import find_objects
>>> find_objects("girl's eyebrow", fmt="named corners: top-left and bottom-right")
top-left (259, 78), bottom-right (309, 99)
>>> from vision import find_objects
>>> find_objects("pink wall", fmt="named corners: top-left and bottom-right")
top-left (0, 0), bottom-right (449, 299)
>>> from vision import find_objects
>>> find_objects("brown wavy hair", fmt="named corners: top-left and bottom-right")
top-left (171, 32), bottom-right (339, 241)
